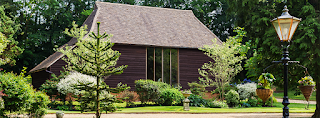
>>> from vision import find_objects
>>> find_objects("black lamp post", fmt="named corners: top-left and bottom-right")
top-left (270, 6), bottom-right (301, 118)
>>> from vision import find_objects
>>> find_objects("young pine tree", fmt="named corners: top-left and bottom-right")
top-left (59, 21), bottom-right (129, 118)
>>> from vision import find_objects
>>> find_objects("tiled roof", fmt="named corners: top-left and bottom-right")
top-left (29, 2), bottom-right (221, 73)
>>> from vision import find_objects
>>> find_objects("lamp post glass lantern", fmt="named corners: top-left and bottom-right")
top-left (271, 5), bottom-right (301, 118)
top-left (271, 5), bottom-right (301, 42)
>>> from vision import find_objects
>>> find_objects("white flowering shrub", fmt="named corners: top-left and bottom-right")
top-left (57, 71), bottom-right (97, 95)
top-left (236, 82), bottom-right (257, 100)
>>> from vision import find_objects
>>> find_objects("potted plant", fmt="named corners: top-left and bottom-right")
top-left (256, 73), bottom-right (275, 103)
top-left (298, 76), bottom-right (315, 102)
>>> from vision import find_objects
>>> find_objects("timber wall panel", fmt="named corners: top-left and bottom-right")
top-left (105, 44), bottom-right (146, 90)
top-left (31, 70), bottom-right (51, 89)
top-left (179, 48), bottom-right (214, 91)
top-left (50, 59), bottom-right (68, 77)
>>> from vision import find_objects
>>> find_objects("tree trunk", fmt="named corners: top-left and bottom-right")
top-left (312, 82), bottom-right (320, 118)
top-left (96, 77), bottom-right (100, 118)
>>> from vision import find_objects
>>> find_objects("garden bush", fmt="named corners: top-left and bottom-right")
top-left (265, 96), bottom-right (277, 106)
top-left (247, 97), bottom-right (259, 107)
top-left (135, 79), bottom-right (170, 104)
top-left (236, 82), bottom-right (257, 100)
top-left (57, 71), bottom-right (98, 95)
top-left (213, 85), bottom-right (235, 99)
top-left (240, 101), bottom-right (251, 107)
top-left (156, 88), bottom-right (184, 106)
top-left (119, 90), bottom-right (137, 107)
top-left (188, 94), bottom-right (208, 107)
top-left (208, 100), bottom-right (228, 108)
top-left (225, 90), bottom-right (239, 107)
top-left (0, 71), bottom-right (50, 117)
top-left (188, 81), bottom-right (206, 95)
top-left (40, 70), bottom-right (69, 101)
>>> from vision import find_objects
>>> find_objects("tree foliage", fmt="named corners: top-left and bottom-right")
top-left (198, 27), bottom-right (249, 100)
top-left (0, 6), bottom-right (23, 66)
top-left (226, 0), bottom-right (320, 117)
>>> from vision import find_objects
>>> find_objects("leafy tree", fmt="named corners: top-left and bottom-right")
top-left (58, 22), bottom-right (129, 118)
top-left (1, 0), bottom-right (104, 72)
top-left (198, 28), bottom-right (249, 100)
top-left (0, 5), bottom-right (23, 66)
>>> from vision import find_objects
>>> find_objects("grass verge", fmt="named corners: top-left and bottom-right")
top-left (47, 102), bottom-right (315, 114)
top-left (273, 90), bottom-right (316, 101)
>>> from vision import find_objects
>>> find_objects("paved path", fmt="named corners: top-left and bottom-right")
top-left (276, 98), bottom-right (316, 104)
top-left (44, 113), bottom-right (313, 118)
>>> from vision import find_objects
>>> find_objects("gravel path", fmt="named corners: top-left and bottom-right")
top-left (44, 113), bottom-right (313, 118)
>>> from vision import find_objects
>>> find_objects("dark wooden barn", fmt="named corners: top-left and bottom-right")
top-left (29, 2), bottom-right (222, 90)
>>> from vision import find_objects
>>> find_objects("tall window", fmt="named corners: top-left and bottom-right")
top-left (147, 47), bottom-right (178, 86)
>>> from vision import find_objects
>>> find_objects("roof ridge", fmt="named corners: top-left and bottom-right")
top-left (95, 1), bottom-right (192, 12)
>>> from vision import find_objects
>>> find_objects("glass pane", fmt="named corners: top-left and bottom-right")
top-left (155, 47), bottom-right (162, 82)
top-left (279, 19), bottom-right (292, 41)
top-left (272, 20), bottom-right (282, 40)
top-left (171, 49), bottom-right (178, 87)
top-left (163, 48), bottom-right (170, 84)
top-left (147, 47), bottom-right (154, 80)
top-left (288, 19), bottom-right (300, 40)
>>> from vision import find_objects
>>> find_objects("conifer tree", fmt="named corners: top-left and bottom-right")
top-left (59, 22), bottom-right (128, 118)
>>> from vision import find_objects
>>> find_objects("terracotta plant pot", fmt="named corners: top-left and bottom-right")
top-left (256, 89), bottom-right (273, 103)
top-left (299, 85), bottom-right (315, 101)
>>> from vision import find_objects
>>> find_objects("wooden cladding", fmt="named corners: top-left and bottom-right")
top-left (31, 44), bottom-right (214, 91)
top-left (179, 48), bottom-right (214, 90)
top-left (50, 59), bottom-right (68, 76)
top-left (31, 70), bottom-right (51, 89)
top-left (105, 44), bottom-right (146, 90)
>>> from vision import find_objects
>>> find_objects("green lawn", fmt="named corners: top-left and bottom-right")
top-left (273, 90), bottom-right (316, 101)
top-left (47, 102), bottom-right (315, 114)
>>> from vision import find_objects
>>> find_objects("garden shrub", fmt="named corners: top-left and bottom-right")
top-left (40, 70), bottom-right (69, 100)
top-left (208, 100), bottom-right (228, 108)
top-left (236, 82), bottom-right (257, 100)
top-left (119, 90), bottom-right (137, 107)
top-left (188, 81), bottom-right (206, 95)
top-left (135, 79), bottom-right (162, 104)
top-left (188, 94), bottom-right (208, 107)
top-left (213, 85), bottom-right (235, 99)
top-left (28, 91), bottom-right (50, 117)
top-left (135, 79), bottom-right (183, 105)
top-left (247, 97), bottom-right (264, 107)
top-left (0, 71), bottom-right (50, 117)
top-left (0, 97), bottom-right (4, 109)
top-left (57, 71), bottom-right (98, 95)
top-left (156, 88), bottom-right (184, 106)
top-left (225, 90), bottom-right (239, 107)
top-left (265, 96), bottom-right (277, 106)
top-left (247, 97), bottom-right (259, 107)
top-left (240, 101), bottom-right (251, 108)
